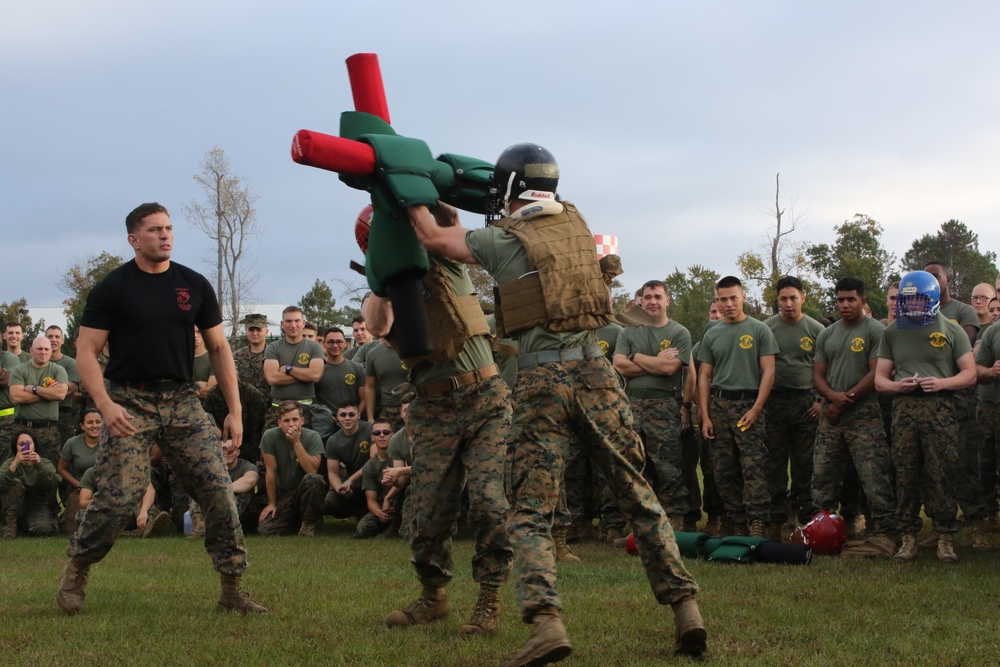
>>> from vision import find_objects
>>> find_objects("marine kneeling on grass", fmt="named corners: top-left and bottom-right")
top-left (258, 400), bottom-right (325, 537)
top-left (1, 428), bottom-right (60, 538)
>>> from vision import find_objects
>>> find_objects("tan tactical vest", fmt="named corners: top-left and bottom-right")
top-left (397, 256), bottom-right (491, 370)
top-left (493, 202), bottom-right (611, 337)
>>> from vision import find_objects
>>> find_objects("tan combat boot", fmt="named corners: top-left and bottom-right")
top-left (918, 531), bottom-right (939, 549)
top-left (672, 598), bottom-right (708, 658)
top-left (385, 586), bottom-right (450, 628)
top-left (748, 519), bottom-right (766, 539)
top-left (603, 525), bottom-right (626, 547)
top-left (704, 515), bottom-right (722, 537)
top-left (217, 572), bottom-right (269, 614)
top-left (459, 584), bottom-right (501, 636)
top-left (57, 559), bottom-right (91, 615)
top-left (937, 533), bottom-right (959, 564)
top-left (500, 609), bottom-right (572, 667)
top-left (143, 511), bottom-right (176, 538)
top-left (188, 504), bottom-right (205, 539)
top-left (970, 520), bottom-right (992, 552)
top-left (3, 512), bottom-right (17, 540)
top-left (552, 526), bottom-right (581, 562)
top-left (893, 533), bottom-right (919, 562)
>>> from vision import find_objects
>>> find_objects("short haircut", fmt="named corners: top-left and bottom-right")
top-left (4, 322), bottom-right (22, 332)
top-left (45, 325), bottom-right (64, 335)
top-left (325, 327), bottom-right (345, 339)
top-left (716, 276), bottom-right (743, 291)
top-left (282, 305), bottom-right (304, 317)
top-left (641, 280), bottom-right (669, 295)
top-left (337, 399), bottom-right (360, 412)
top-left (125, 202), bottom-right (169, 234)
top-left (303, 322), bottom-right (317, 332)
top-left (277, 400), bottom-right (303, 417)
top-left (372, 419), bottom-right (392, 431)
top-left (400, 392), bottom-right (415, 406)
top-left (924, 259), bottom-right (951, 276)
top-left (352, 316), bottom-right (365, 325)
top-left (775, 276), bottom-right (804, 293)
top-left (834, 277), bottom-right (866, 296)
top-left (889, 281), bottom-right (900, 290)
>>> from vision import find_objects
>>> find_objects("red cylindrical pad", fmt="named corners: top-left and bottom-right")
top-left (291, 130), bottom-right (376, 176)
top-left (346, 53), bottom-right (390, 123)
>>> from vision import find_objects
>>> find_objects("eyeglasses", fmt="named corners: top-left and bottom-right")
top-left (338, 412), bottom-right (357, 418)
top-left (971, 295), bottom-right (992, 302)
top-left (372, 429), bottom-right (393, 436)
top-left (326, 340), bottom-right (346, 346)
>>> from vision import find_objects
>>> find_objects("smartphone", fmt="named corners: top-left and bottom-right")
top-left (19, 441), bottom-right (30, 454)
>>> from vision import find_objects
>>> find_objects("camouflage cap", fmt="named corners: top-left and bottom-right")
top-left (243, 313), bottom-right (268, 329)
top-left (599, 254), bottom-right (623, 286)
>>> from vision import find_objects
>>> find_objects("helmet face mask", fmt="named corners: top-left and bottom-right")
top-left (493, 143), bottom-right (559, 217)
top-left (896, 270), bottom-right (941, 329)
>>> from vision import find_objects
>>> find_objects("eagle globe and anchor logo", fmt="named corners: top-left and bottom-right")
top-left (929, 332), bottom-right (947, 348)
top-left (738, 335), bottom-right (754, 350)
top-left (850, 338), bottom-right (866, 353)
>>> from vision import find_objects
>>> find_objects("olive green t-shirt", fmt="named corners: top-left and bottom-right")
top-left (259, 426), bottom-right (324, 495)
top-left (325, 422), bottom-right (373, 478)
top-left (193, 352), bottom-right (213, 383)
top-left (387, 428), bottom-right (412, 466)
top-left (878, 314), bottom-right (972, 379)
top-left (697, 317), bottom-right (779, 391)
top-left (764, 314), bottom-right (825, 390)
top-left (974, 323), bottom-right (1000, 405)
top-left (361, 454), bottom-right (391, 499)
top-left (939, 300), bottom-right (979, 331)
top-left (466, 226), bottom-right (595, 354)
top-left (315, 359), bottom-right (366, 410)
top-left (408, 255), bottom-right (495, 386)
top-left (346, 339), bottom-right (378, 365)
top-left (614, 320), bottom-right (692, 392)
top-left (263, 338), bottom-right (325, 401)
top-left (365, 342), bottom-right (408, 409)
top-left (60, 434), bottom-right (100, 481)
top-left (9, 362), bottom-right (69, 420)
top-left (0, 351), bottom-right (19, 411)
top-left (51, 355), bottom-right (80, 410)
top-left (595, 322), bottom-right (624, 362)
top-left (814, 316), bottom-right (884, 398)
top-left (79, 466), bottom-right (97, 492)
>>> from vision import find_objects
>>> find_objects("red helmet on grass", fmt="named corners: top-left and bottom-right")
top-left (790, 511), bottom-right (847, 555)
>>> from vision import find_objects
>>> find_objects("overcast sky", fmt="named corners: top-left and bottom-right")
top-left (4, 2), bottom-right (999, 315)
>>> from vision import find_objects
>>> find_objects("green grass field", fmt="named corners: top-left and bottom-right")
top-left (4, 522), bottom-right (1000, 667)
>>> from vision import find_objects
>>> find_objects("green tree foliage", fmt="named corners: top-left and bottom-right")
top-left (900, 219), bottom-right (998, 302)
top-left (0, 298), bottom-right (43, 352)
top-left (59, 251), bottom-right (125, 356)
top-left (468, 264), bottom-right (496, 312)
top-left (664, 265), bottom-right (721, 343)
top-left (807, 214), bottom-right (896, 320)
top-left (299, 279), bottom-right (339, 330)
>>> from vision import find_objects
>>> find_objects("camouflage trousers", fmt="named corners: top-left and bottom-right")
top-left (508, 357), bottom-right (698, 621)
top-left (630, 397), bottom-right (689, 517)
top-left (68, 383), bottom-right (248, 575)
top-left (0, 416), bottom-right (13, 459)
top-left (322, 486), bottom-right (367, 519)
top-left (1, 480), bottom-right (59, 536)
top-left (764, 392), bottom-right (818, 525)
top-left (407, 374), bottom-right (513, 588)
top-left (258, 473), bottom-right (326, 535)
top-left (951, 388), bottom-right (987, 521)
top-left (813, 399), bottom-right (898, 534)
top-left (355, 501), bottom-right (394, 538)
top-left (707, 396), bottom-right (769, 525)
top-left (892, 394), bottom-right (960, 534)
top-left (563, 433), bottom-right (602, 532)
top-left (977, 401), bottom-right (999, 513)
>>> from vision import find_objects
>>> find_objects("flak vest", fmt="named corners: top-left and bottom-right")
top-left (493, 202), bottom-right (611, 338)
top-left (395, 256), bottom-right (491, 371)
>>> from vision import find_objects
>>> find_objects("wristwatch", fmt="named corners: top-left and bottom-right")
top-left (628, 353), bottom-right (637, 362)
top-left (31, 385), bottom-right (37, 394)
top-left (284, 365), bottom-right (293, 374)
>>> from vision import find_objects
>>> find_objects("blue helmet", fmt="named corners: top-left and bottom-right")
top-left (896, 270), bottom-right (941, 329)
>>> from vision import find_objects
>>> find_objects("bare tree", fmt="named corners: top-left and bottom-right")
top-left (184, 147), bottom-right (264, 338)
top-left (736, 173), bottom-right (818, 315)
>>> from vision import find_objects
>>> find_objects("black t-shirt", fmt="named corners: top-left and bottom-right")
top-left (81, 259), bottom-right (223, 381)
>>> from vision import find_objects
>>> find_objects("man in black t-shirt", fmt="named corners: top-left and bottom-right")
top-left (57, 202), bottom-right (267, 616)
